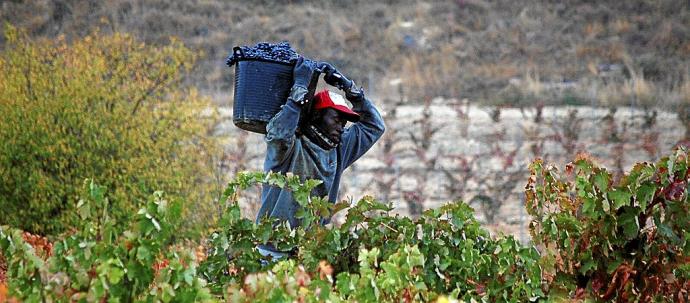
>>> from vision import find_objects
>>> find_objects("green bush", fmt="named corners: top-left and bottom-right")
top-left (200, 172), bottom-right (545, 302)
top-left (0, 24), bottom-right (219, 236)
top-left (526, 149), bottom-right (690, 300)
top-left (4, 148), bottom-right (690, 301)
top-left (0, 181), bottom-right (213, 302)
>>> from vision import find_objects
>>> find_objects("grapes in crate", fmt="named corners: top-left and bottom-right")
top-left (226, 41), bottom-right (308, 66)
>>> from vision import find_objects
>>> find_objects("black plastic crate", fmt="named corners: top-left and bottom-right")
top-left (230, 47), bottom-right (318, 134)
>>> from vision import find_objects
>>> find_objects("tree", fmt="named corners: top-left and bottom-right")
top-left (0, 24), bottom-right (219, 236)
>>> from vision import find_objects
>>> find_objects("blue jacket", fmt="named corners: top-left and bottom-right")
top-left (256, 98), bottom-right (385, 228)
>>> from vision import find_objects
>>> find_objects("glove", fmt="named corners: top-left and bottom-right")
top-left (320, 62), bottom-right (353, 90)
top-left (289, 57), bottom-right (317, 106)
top-left (320, 62), bottom-right (365, 102)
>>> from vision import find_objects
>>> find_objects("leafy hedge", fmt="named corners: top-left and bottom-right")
top-left (1, 181), bottom-right (212, 302)
top-left (2, 149), bottom-right (690, 301)
top-left (199, 172), bottom-right (544, 302)
top-left (527, 149), bottom-right (690, 300)
top-left (0, 25), bottom-right (219, 236)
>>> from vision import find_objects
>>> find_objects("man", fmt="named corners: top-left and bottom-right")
top-left (256, 58), bottom-right (385, 258)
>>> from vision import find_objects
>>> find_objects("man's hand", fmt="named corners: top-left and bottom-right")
top-left (320, 62), bottom-right (353, 91)
top-left (289, 57), bottom-right (317, 105)
top-left (320, 62), bottom-right (364, 102)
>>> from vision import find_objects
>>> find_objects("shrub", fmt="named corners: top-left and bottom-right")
top-left (0, 181), bottom-right (213, 302)
top-left (5, 147), bottom-right (690, 301)
top-left (526, 149), bottom-right (690, 300)
top-left (0, 25), bottom-right (219, 236)
top-left (200, 172), bottom-right (545, 302)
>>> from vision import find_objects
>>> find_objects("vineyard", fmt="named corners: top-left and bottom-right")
top-left (2, 149), bottom-right (690, 301)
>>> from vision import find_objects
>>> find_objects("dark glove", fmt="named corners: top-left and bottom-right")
top-left (320, 62), bottom-right (365, 102)
top-left (289, 57), bottom-right (317, 106)
top-left (320, 62), bottom-right (353, 91)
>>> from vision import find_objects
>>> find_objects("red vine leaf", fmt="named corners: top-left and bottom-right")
top-left (663, 180), bottom-right (686, 201)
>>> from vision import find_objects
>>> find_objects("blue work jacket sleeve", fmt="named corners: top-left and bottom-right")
top-left (338, 98), bottom-right (386, 169)
top-left (265, 101), bottom-right (302, 168)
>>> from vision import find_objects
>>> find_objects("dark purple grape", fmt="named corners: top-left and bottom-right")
top-left (226, 41), bottom-right (308, 66)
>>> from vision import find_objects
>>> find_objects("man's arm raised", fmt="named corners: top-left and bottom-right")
top-left (265, 58), bottom-right (315, 167)
top-left (338, 94), bottom-right (385, 169)
top-left (320, 62), bottom-right (385, 168)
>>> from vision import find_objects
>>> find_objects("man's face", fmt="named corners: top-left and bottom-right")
top-left (315, 108), bottom-right (347, 145)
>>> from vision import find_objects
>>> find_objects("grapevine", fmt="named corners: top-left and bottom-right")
top-left (3, 150), bottom-right (690, 301)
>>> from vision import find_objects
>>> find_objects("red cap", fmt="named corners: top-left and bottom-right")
top-left (313, 90), bottom-right (360, 122)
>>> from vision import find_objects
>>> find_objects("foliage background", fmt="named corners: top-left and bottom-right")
top-left (0, 25), bottom-right (220, 236)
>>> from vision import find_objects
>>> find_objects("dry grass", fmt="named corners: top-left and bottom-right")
top-left (0, 0), bottom-right (687, 108)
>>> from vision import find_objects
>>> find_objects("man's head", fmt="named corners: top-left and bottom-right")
top-left (308, 90), bottom-right (360, 146)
